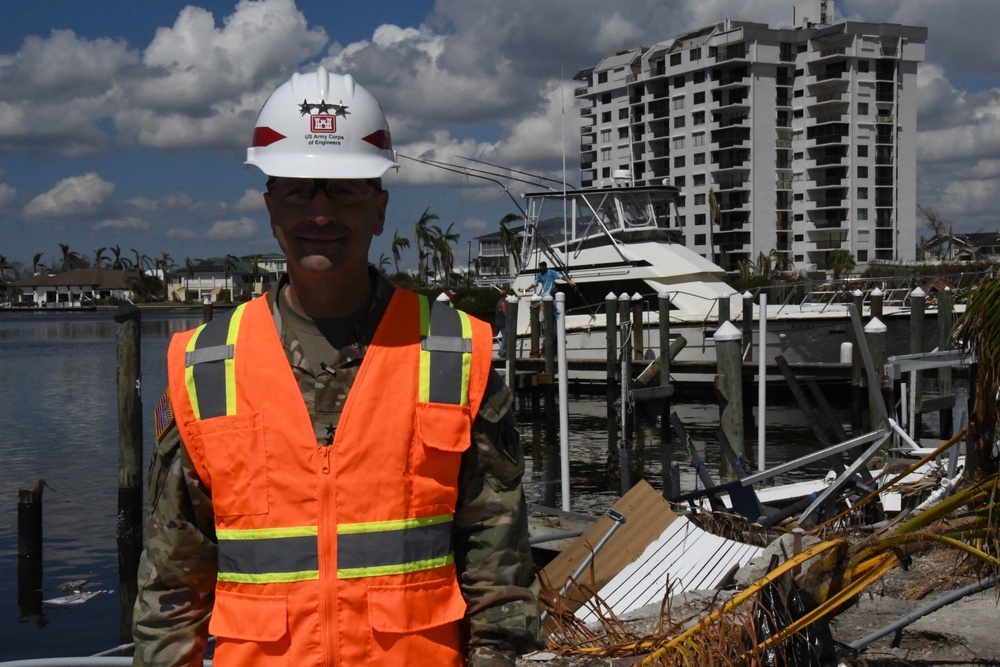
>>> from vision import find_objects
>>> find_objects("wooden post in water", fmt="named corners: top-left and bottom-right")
top-left (201, 293), bottom-right (213, 323)
top-left (658, 292), bottom-right (672, 499)
top-left (869, 287), bottom-right (884, 320)
top-left (714, 322), bottom-right (743, 481)
top-left (938, 287), bottom-right (954, 436)
top-left (605, 293), bottom-right (618, 462)
top-left (115, 301), bottom-right (143, 642)
top-left (909, 287), bottom-right (926, 440)
top-left (866, 317), bottom-right (888, 433)
top-left (529, 297), bottom-right (541, 358)
top-left (505, 296), bottom-right (518, 392)
top-left (618, 293), bottom-right (632, 493)
top-left (631, 293), bottom-right (644, 360)
top-left (717, 292), bottom-right (730, 324)
top-left (741, 291), bottom-right (754, 362)
top-left (17, 480), bottom-right (44, 619)
top-left (851, 289), bottom-right (865, 435)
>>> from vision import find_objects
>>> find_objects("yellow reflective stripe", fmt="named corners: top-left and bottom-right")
top-left (224, 303), bottom-right (248, 417)
top-left (216, 525), bottom-right (318, 540)
top-left (184, 325), bottom-right (207, 421)
top-left (337, 553), bottom-right (454, 580)
top-left (337, 514), bottom-right (452, 535)
top-left (458, 310), bottom-right (472, 407)
top-left (218, 570), bottom-right (319, 584)
top-left (418, 295), bottom-right (431, 403)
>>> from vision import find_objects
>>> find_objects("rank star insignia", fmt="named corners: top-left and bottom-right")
top-left (329, 100), bottom-right (350, 117)
top-left (298, 98), bottom-right (317, 115)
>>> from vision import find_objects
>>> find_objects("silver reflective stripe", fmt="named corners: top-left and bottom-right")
top-left (337, 520), bottom-right (453, 572)
top-left (187, 311), bottom-right (237, 420)
top-left (421, 336), bottom-right (472, 354)
top-left (185, 344), bottom-right (234, 366)
top-left (425, 301), bottom-right (466, 405)
top-left (218, 534), bottom-right (319, 580)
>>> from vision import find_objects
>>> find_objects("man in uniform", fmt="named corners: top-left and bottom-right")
top-left (132, 67), bottom-right (541, 666)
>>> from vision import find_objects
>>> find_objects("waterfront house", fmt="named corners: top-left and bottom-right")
top-left (167, 254), bottom-right (283, 303)
top-left (8, 268), bottom-right (133, 308)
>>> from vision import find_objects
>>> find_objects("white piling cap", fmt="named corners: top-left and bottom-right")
top-left (605, 292), bottom-right (617, 300)
top-left (865, 317), bottom-right (887, 333)
top-left (714, 320), bottom-right (743, 341)
top-left (631, 292), bottom-right (643, 301)
top-left (743, 291), bottom-right (753, 299)
top-left (618, 293), bottom-right (630, 301)
top-left (854, 289), bottom-right (863, 297)
top-left (871, 287), bottom-right (883, 297)
top-left (911, 287), bottom-right (926, 298)
top-left (436, 292), bottom-right (451, 302)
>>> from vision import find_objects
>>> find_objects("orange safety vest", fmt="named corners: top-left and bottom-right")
top-left (166, 288), bottom-right (492, 666)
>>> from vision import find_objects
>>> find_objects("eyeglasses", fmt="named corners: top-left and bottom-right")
top-left (267, 178), bottom-right (379, 207)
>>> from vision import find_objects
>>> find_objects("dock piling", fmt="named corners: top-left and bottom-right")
top-left (17, 480), bottom-right (45, 619)
top-left (938, 287), bottom-right (954, 437)
top-left (658, 292), bottom-right (673, 499)
top-left (714, 321), bottom-right (744, 480)
top-left (909, 287), bottom-right (926, 440)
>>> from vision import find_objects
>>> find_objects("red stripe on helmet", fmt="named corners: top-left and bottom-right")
top-left (362, 130), bottom-right (392, 150)
top-left (252, 127), bottom-right (286, 147)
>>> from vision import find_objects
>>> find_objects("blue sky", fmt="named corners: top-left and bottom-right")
top-left (1, 0), bottom-right (999, 273)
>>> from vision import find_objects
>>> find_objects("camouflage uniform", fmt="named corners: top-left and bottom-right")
top-left (133, 271), bottom-right (541, 667)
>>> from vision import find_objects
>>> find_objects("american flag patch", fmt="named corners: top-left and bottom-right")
top-left (154, 390), bottom-right (175, 441)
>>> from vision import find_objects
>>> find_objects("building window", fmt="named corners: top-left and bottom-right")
top-left (674, 175), bottom-right (686, 186)
top-left (601, 93), bottom-right (611, 104)
top-left (794, 88), bottom-right (804, 98)
top-left (674, 156), bottom-right (686, 168)
top-left (598, 71), bottom-right (608, 84)
top-left (693, 133), bottom-right (705, 146)
top-left (600, 129), bottom-right (611, 142)
top-left (618, 127), bottom-right (628, 139)
top-left (677, 216), bottom-right (686, 227)
top-left (619, 108), bottom-right (629, 119)
top-left (858, 102), bottom-right (869, 116)
top-left (600, 148), bottom-right (611, 160)
top-left (858, 187), bottom-right (869, 199)
top-left (858, 249), bottom-right (868, 261)
top-left (693, 71), bottom-right (706, 84)
top-left (602, 111), bottom-right (612, 122)
top-left (858, 165), bottom-right (868, 178)
top-left (673, 97), bottom-right (685, 110)
top-left (690, 47), bottom-right (702, 61)
top-left (673, 137), bottom-right (685, 149)
top-left (670, 53), bottom-right (682, 66)
top-left (693, 173), bottom-right (706, 185)
top-left (794, 234), bottom-right (804, 242)
top-left (673, 75), bottom-right (685, 89)
top-left (695, 193), bottom-right (706, 205)
top-left (602, 167), bottom-right (611, 178)
top-left (693, 91), bottom-right (705, 104)
top-left (857, 209), bottom-right (869, 221)
top-left (858, 145), bottom-right (868, 157)
top-left (793, 109), bottom-right (804, 118)
top-left (794, 254), bottom-right (804, 262)
top-left (858, 60), bottom-right (870, 73)
top-left (694, 152), bottom-right (706, 164)
top-left (695, 213), bottom-right (706, 226)
top-left (694, 234), bottom-right (706, 245)
top-left (674, 116), bottom-right (686, 129)
top-left (693, 111), bottom-right (705, 125)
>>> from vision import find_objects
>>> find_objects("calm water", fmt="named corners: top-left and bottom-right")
top-left (0, 310), bottom-right (823, 661)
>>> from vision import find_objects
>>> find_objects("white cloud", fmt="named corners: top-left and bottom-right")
top-left (24, 172), bottom-right (115, 219)
top-left (0, 182), bottom-right (16, 208)
top-left (206, 216), bottom-right (259, 240)
top-left (93, 216), bottom-right (150, 233)
top-left (167, 227), bottom-right (195, 240)
top-left (231, 189), bottom-right (265, 212)
top-left (124, 192), bottom-right (197, 214)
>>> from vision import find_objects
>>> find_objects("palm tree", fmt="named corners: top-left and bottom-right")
top-left (953, 275), bottom-right (1000, 480)
top-left (414, 208), bottom-right (439, 286)
top-left (184, 257), bottom-right (196, 301)
top-left (93, 247), bottom-right (108, 269)
top-left (0, 255), bottom-right (11, 300)
top-left (31, 252), bottom-right (46, 275)
top-left (498, 213), bottom-right (523, 272)
top-left (223, 254), bottom-right (239, 302)
top-left (110, 245), bottom-right (130, 270)
top-left (376, 253), bottom-right (392, 275)
top-left (391, 230), bottom-right (410, 275)
top-left (156, 252), bottom-right (174, 301)
top-left (434, 223), bottom-right (460, 288)
top-left (58, 243), bottom-right (87, 272)
top-left (828, 249), bottom-right (855, 280)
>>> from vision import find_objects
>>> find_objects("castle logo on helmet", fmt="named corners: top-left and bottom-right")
top-left (311, 115), bottom-right (336, 133)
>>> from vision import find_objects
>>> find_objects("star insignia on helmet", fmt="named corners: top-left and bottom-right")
top-left (330, 101), bottom-right (350, 117)
top-left (298, 99), bottom-right (317, 115)
top-left (315, 99), bottom-right (333, 114)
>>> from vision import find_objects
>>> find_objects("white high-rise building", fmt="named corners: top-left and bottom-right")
top-left (574, 1), bottom-right (926, 273)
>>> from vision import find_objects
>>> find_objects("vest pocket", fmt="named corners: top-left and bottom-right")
top-left (209, 589), bottom-right (288, 642)
top-left (367, 577), bottom-right (466, 633)
top-left (412, 403), bottom-right (471, 511)
top-left (190, 411), bottom-right (269, 517)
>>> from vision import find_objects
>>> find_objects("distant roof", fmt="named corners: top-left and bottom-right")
top-left (12, 268), bottom-right (132, 289)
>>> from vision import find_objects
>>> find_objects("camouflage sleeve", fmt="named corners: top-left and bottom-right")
top-left (132, 420), bottom-right (218, 667)
top-left (454, 369), bottom-right (543, 667)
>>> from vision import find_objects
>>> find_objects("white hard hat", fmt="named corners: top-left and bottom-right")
top-left (246, 66), bottom-right (399, 179)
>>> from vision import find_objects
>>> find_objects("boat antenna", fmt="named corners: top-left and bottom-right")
top-left (396, 153), bottom-right (527, 217)
top-left (456, 155), bottom-right (573, 190)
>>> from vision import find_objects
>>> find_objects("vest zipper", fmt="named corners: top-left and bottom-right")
top-left (319, 445), bottom-right (336, 665)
